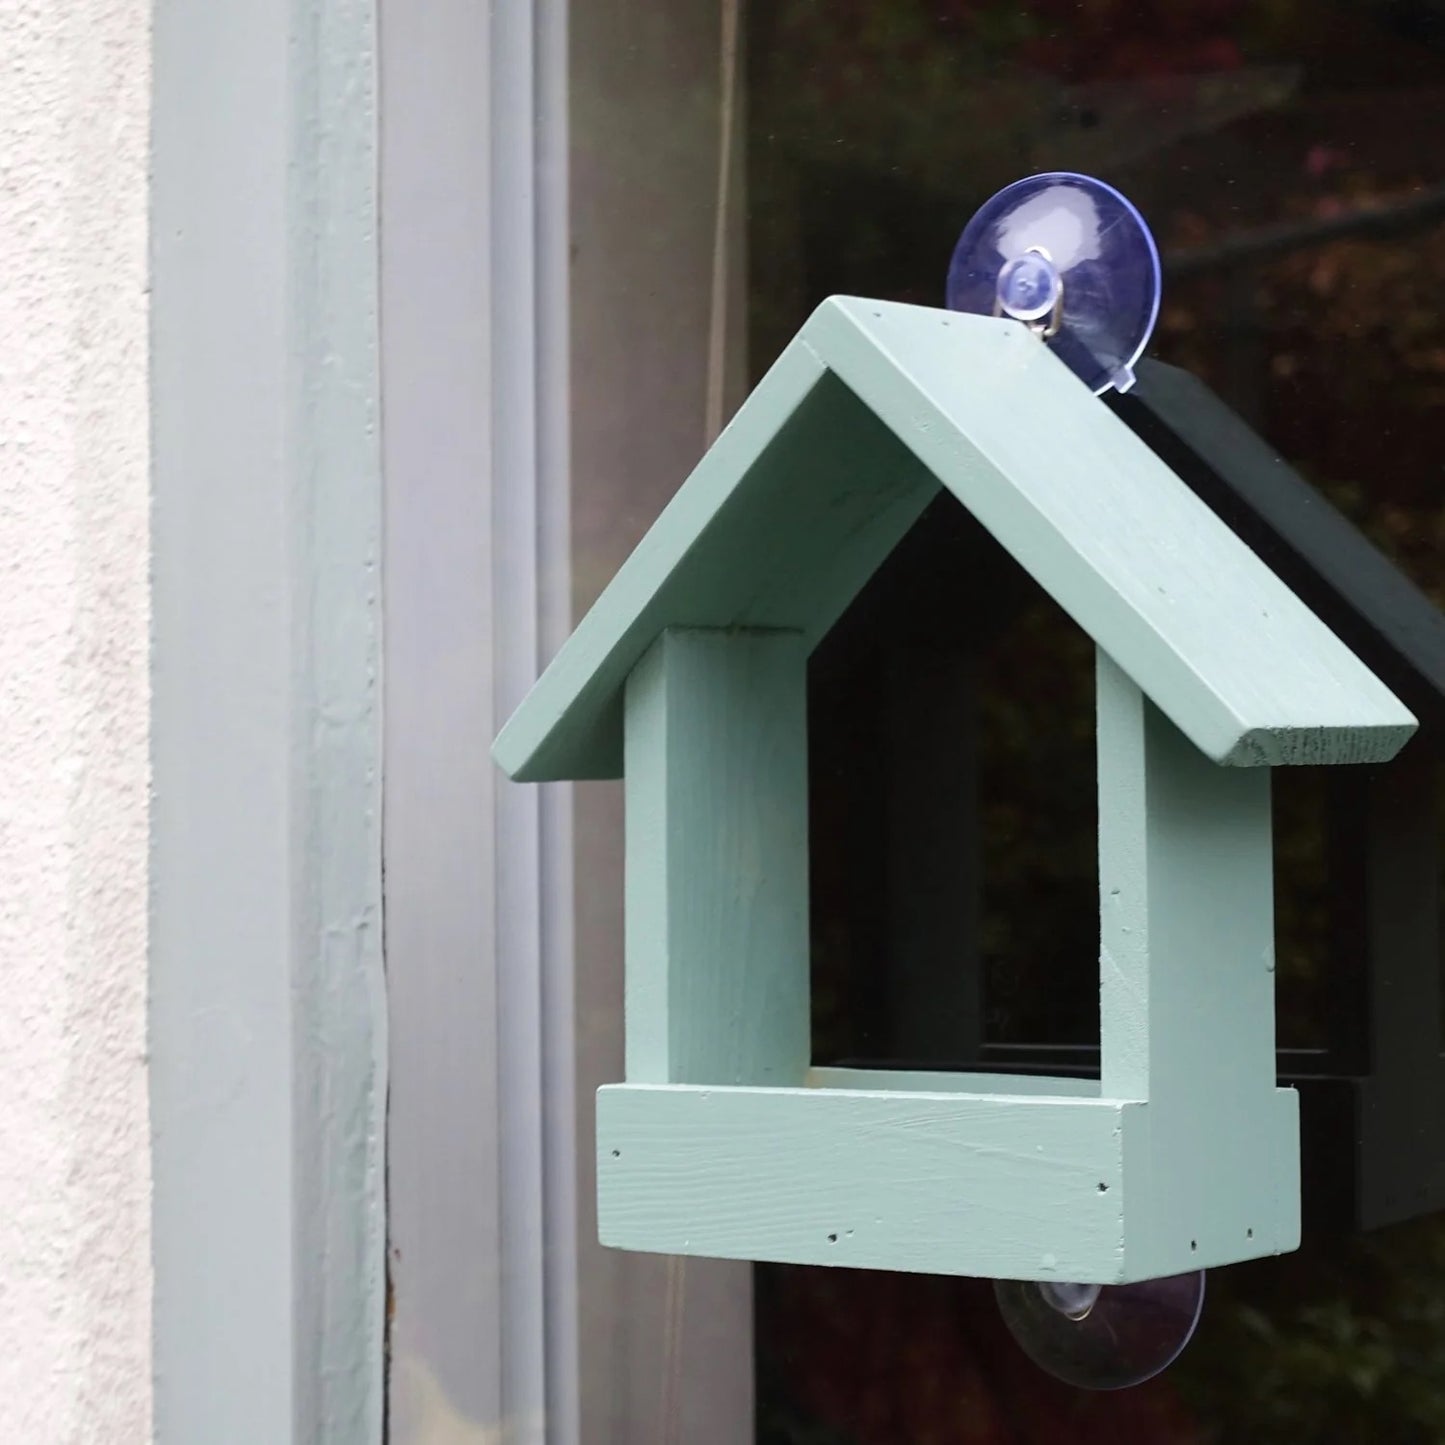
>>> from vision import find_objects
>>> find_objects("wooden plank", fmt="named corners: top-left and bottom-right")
top-left (496, 299), bottom-right (1413, 781)
top-left (806, 1067), bottom-right (1099, 1097)
top-left (808, 299), bottom-right (1415, 768)
top-left (624, 629), bottom-right (810, 1087)
top-left (1098, 646), bottom-right (1278, 1103)
top-left (597, 1083), bottom-right (1132, 1280)
top-left (495, 359), bottom-right (937, 780)
top-left (1096, 649), bottom-right (1300, 1275)
top-left (1115, 360), bottom-right (1445, 734)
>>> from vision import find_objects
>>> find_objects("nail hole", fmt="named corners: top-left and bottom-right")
top-left (827, 1232), bottom-right (838, 1244)
top-left (1247, 1228), bottom-right (1254, 1239)
top-left (610, 1149), bottom-right (620, 1158)
top-left (1190, 1240), bottom-right (1198, 1251)
top-left (1097, 1182), bottom-right (1108, 1193)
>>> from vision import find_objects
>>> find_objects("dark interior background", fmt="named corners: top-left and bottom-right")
top-left (748, 3), bottom-right (1445, 1441)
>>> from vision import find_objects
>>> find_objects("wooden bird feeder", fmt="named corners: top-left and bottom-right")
top-left (494, 299), bottom-right (1415, 1284)
top-left (1116, 361), bottom-right (1445, 1233)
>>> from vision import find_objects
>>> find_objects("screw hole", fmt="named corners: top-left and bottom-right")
top-left (827, 1232), bottom-right (838, 1244)
top-left (1097, 1182), bottom-right (1108, 1193)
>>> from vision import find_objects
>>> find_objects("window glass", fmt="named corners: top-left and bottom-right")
top-left (744, 4), bottom-right (1445, 1441)
top-left (572, 3), bottom-right (1445, 1441)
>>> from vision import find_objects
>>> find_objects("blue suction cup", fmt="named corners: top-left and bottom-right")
top-left (946, 172), bottom-right (1161, 395)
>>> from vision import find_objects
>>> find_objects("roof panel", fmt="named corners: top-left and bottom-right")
top-left (495, 298), bottom-right (1416, 780)
top-left (810, 299), bottom-right (1415, 768)
top-left (493, 342), bottom-right (937, 780)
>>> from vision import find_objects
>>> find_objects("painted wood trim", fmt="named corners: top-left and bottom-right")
top-left (495, 360), bottom-right (937, 781)
top-left (598, 1081), bottom-right (1297, 1281)
top-left (624, 629), bottom-right (810, 1087)
top-left (1118, 360), bottom-right (1445, 731)
top-left (1096, 649), bottom-right (1300, 1275)
top-left (1097, 649), bottom-right (1278, 1102)
top-left (597, 1083), bottom-right (1132, 1280)
top-left (806, 1067), bottom-right (1101, 1097)
top-left (496, 298), bottom-right (1414, 781)
top-left (1121, 1089), bottom-right (1301, 1277)
top-left (807, 300), bottom-right (1415, 768)
top-left (151, 0), bottom-right (385, 1439)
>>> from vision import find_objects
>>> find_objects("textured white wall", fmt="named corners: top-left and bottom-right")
top-left (0, 1), bottom-right (153, 1441)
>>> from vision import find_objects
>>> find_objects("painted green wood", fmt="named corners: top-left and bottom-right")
top-left (624, 629), bottom-right (810, 1087)
top-left (595, 653), bottom-right (1298, 1281)
top-left (597, 1083), bottom-right (1133, 1280)
top-left (597, 1076), bottom-right (1298, 1281)
top-left (1096, 648), bottom-right (1300, 1275)
top-left (495, 297), bottom-right (1415, 782)
top-left (496, 354), bottom-right (938, 780)
top-left (807, 300), bottom-right (1414, 768)
top-left (806, 1067), bottom-right (1099, 1098)
top-left (1121, 359), bottom-right (1445, 731)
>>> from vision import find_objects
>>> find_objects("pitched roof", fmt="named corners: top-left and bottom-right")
top-left (495, 298), bottom-right (1415, 781)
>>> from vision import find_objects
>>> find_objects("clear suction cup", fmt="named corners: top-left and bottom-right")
top-left (946, 172), bottom-right (1162, 395)
top-left (994, 1270), bottom-right (1205, 1390)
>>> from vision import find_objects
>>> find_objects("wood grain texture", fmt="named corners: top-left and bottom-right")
top-left (806, 300), bottom-right (1414, 768)
top-left (599, 1076), bottom-right (1297, 1281)
top-left (495, 353), bottom-right (937, 780)
top-left (1117, 360), bottom-right (1445, 734)
top-left (495, 298), bottom-right (1414, 781)
top-left (1112, 367), bottom-right (1445, 1234)
top-left (1096, 649), bottom-right (1300, 1275)
top-left (624, 629), bottom-right (810, 1087)
top-left (597, 1083), bottom-right (1133, 1280)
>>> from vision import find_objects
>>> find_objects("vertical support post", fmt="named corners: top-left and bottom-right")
top-left (1097, 649), bottom-right (1297, 1271)
top-left (624, 628), bottom-right (810, 1086)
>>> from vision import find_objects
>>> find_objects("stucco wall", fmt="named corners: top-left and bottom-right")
top-left (0, 1), bottom-right (153, 1440)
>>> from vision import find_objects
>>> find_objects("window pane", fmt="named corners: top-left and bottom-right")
top-left (745, 4), bottom-right (1445, 1442)
top-left (572, 3), bottom-right (1445, 1442)
top-left (571, 2), bottom-right (753, 1441)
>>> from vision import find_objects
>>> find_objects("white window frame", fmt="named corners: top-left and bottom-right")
top-left (378, 0), bottom-right (577, 1437)
top-left (151, 1), bottom-right (386, 1441)
top-left (152, 1), bottom-right (751, 1439)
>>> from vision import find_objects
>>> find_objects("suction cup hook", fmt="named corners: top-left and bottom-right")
top-left (946, 172), bottom-right (1162, 396)
top-left (994, 1270), bottom-right (1205, 1390)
